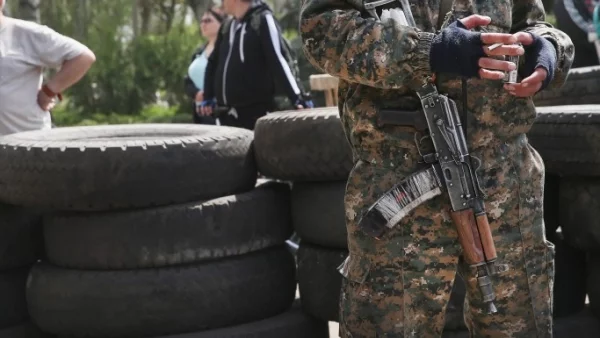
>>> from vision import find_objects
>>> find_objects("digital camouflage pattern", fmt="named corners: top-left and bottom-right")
top-left (300, 0), bottom-right (573, 337)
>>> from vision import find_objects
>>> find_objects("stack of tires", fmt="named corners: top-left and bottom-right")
top-left (253, 106), bottom-right (600, 337)
top-left (0, 204), bottom-right (48, 337)
top-left (528, 103), bottom-right (600, 336)
top-left (0, 124), bottom-right (329, 338)
top-left (254, 109), bottom-right (353, 325)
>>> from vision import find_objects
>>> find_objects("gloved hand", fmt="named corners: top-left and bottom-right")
top-left (430, 20), bottom-right (487, 78)
top-left (429, 15), bottom-right (521, 80)
top-left (503, 32), bottom-right (557, 97)
top-left (199, 98), bottom-right (216, 116)
top-left (295, 99), bottom-right (314, 109)
top-left (294, 96), bottom-right (314, 109)
top-left (521, 33), bottom-right (556, 91)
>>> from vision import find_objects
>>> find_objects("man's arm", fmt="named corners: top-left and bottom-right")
top-left (259, 13), bottom-right (303, 105)
top-left (30, 25), bottom-right (95, 94)
top-left (299, 0), bottom-right (435, 90)
top-left (511, 0), bottom-right (574, 90)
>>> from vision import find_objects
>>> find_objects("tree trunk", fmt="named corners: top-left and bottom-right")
top-left (140, 0), bottom-right (152, 35)
top-left (17, 0), bottom-right (41, 23)
top-left (132, 0), bottom-right (139, 37)
top-left (75, 0), bottom-right (88, 41)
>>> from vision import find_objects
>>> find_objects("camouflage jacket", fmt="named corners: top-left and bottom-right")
top-left (300, 0), bottom-right (574, 171)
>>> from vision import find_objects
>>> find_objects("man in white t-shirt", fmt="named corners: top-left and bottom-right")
top-left (0, 0), bottom-right (96, 135)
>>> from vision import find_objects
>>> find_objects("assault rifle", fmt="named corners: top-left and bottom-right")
top-left (358, 0), bottom-right (502, 314)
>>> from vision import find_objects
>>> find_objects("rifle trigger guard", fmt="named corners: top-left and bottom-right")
top-left (413, 132), bottom-right (438, 164)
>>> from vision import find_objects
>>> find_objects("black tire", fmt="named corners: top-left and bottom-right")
top-left (441, 307), bottom-right (600, 338)
top-left (0, 267), bottom-right (29, 329)
top-left (292, 181), bottom-right (348, 249)
top-left (554, 0), bottom-right (599, 68)
top-left (547, 230), bottom-right (587, 318)
top-left (254, 108), bottom-right (353, 181)
top-left (528, 105), bottom-right (600, 177)
top-left (0, 124), bottom-right (257, 211)
top-left (558, 178), bottom-right (600, 252)
top-left (297, 242), bottom-right (347, 322)
top-left (0, 204), bottom-right (42, 270)
top-left (587, 253), bottom-right (600, 319)
top-left (27, 247), bottom-right (296, 338)
top-left (553, 306), bottom-right (600, 337)
top-left (544, 174), bottom-right (560, 236)
top-left (44, 181), bottom-right (293, 269)
top-left (534, 67), bottom-right (600, 107)
top-left (154, 302), bottom-right (329, 338)
top-left (0, 323), bottom-right (52, 338)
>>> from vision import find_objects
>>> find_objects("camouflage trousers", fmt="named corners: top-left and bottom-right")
top-left (339, 136), bottom-right (556, 338)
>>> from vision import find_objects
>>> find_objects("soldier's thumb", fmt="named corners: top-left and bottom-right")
top-left (459, 15), bottom-right (492, 30)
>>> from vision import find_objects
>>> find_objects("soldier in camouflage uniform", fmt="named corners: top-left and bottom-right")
top-left (300, 0), bottom-right (574, 337)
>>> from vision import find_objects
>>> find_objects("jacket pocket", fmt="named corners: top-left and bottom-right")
top-left (337, 254), bottom-right (372, 284)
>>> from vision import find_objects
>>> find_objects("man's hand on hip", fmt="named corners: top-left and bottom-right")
top-left (37, 90), bottom-right (56, 112)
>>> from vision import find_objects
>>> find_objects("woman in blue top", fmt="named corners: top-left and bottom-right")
top-left (184, 6), bottom-right (224, 125)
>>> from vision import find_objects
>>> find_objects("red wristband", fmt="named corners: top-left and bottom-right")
top-left (42, 84), bottom-right (63, 101)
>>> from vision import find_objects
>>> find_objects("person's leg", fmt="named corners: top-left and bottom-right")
top-left (339, 160), bottom-right (461, 338)
top-left (234, 104), bottom-right (269, 130)
top-left (462, 141), bottom-right (554, 338)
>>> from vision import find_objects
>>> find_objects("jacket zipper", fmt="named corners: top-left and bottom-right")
top-left (222, 22), bottom-right (237, 106)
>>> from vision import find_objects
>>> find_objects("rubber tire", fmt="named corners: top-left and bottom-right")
top-left (44, 181), bottom-right (293, 269)
top-left (441, 307), bottom-right (600, 338)
top-left (587, 253), bottom-right (600, 319)
top-left (254, 108), bottom-right (353, 181)
top-left (0, 204), bottom-right (42, 270)
top-left (553, 306), bottom-right (600, 337)
top-left (297, 242), bottom-right (347, 322)
top-left (27, 247), bottom-right (296, 338)
top-left (153, 302), bottom-right (329, 338)
top-left (554, 0), bottom-right (599, 68)
top-left (0, 124), bottom-right (257, 211)
top-left (557, 178), bottom-right (600, 252)
top-left (534, 67), bottom-right (600, 106)
top-left (0, 267), bottom-right (29, 329)
top-left (0, 323), bottom-right (52, 338)
top-left (544, 174), bottom-right (560, 236)
top-left (547, 230), bottom-right (587, 318)
top-left (292, 181), bottom-right (348, 249)
top-left (528, 105), bottom-right (600, 177)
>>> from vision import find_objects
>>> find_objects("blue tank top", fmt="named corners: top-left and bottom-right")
top-left (188, 50), bottom-right (209, 91)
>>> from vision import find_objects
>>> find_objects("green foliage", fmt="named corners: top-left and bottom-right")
top-left (40, 0), bottom-right (202, 126)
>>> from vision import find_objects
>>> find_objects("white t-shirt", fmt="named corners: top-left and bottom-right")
top-left (0, 17), bottom-right (87, 135)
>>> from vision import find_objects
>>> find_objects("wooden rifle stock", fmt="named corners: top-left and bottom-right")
top-left (450, 209), bottom-right (497, 265)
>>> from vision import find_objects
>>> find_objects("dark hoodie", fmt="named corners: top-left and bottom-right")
top-left (203, 1), bottom-right (303, 110)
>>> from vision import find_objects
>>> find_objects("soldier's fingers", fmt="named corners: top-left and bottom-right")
top-left (504, 82), bottom-right (542, 97)
top-left (459, 15), bottom-right (491, 30)
top-left (521, 68), bottom-right (548, 85)
top-left (513, 31), bottom-right (534, 46)
top-left (478, 57), bottom-right (516, 72)
top-left (481, 33), bottom-right (517, 45)
top-left (479, 68), bottom-right (505, 80)
top-left (484, 44), bottom-right (524, 57)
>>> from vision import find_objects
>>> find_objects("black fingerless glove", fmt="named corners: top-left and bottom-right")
top-left (430, 20), bottom-right (486, 78)
top-left (521, 33), bottom-right (557, 91)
